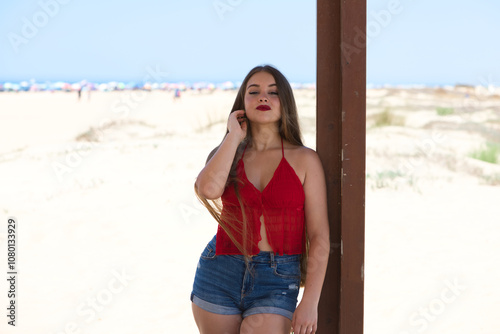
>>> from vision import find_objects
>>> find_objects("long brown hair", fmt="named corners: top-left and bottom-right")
top-left (195, 65), bottom-right (309, 285)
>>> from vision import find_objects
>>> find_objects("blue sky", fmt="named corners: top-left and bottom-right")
top-left (1, 0), bottom-right (499, 85)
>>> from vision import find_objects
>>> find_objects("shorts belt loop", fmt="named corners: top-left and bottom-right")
top-left (270, 252), bottom-right (276, 268)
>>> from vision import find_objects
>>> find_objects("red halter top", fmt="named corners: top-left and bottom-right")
top-left (216, 138), bottom-right (306, 256)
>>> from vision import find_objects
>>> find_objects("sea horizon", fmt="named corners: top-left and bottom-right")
top-left (0, 78), bottom-right (495, 92)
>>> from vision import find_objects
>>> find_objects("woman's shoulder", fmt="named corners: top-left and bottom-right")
top-left (284, 141), bottom-right (319, 160)
top-left (284, 142), bottom-right (323, 175)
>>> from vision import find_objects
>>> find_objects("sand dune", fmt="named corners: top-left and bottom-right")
top-left (0, 88), bottom-right (499, 333)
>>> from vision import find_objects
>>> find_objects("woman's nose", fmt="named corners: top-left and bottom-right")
top-left (259, 95), bottom-right (268, 102)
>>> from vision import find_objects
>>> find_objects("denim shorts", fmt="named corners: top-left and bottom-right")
top-left (190, 235), bottom-right (301, 321)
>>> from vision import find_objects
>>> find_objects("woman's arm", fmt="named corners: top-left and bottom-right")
top-left (195, 110), bottom-right (247, 199)
top-left (292, 148), bottom-right (330, 334)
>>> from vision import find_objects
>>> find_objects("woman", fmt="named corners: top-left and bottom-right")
top-left (191, 65), bottom-right (330, 334)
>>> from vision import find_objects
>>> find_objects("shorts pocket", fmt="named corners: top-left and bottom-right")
top-left (200, 244), bottom-right (217, 260)
top-left (273, 261), bottom-right (301, 279)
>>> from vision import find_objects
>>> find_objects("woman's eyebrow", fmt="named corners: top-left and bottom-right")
top-left (246, 83), bottom-right (277, 90)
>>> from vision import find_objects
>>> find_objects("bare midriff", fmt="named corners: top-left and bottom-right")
top-left (257, 215), bottom-right (273, 251)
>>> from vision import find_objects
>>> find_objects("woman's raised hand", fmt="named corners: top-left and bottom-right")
top-left (227, 109), bottom-right (247, 142)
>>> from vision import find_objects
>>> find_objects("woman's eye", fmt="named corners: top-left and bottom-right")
top-left (270, 92), bottom-right (279, 95)
top-left (249, 91), bottom-right (258, 95)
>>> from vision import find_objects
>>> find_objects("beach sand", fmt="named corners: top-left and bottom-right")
top-left (0, 88), bottom-right (499, 333)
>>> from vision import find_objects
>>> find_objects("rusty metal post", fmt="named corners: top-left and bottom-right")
top-left (317, 0), bottom-right (366, 333)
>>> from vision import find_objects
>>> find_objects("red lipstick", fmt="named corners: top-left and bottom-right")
top-left (256, 105), bottom-right (271, 111)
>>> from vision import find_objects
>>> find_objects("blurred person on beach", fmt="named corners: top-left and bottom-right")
top-left (191, 65), bottom-right (329, 334)
top-left (173, 87), bottom-right (181, 101)
top-left (87, 84), bottom-right (91, 101)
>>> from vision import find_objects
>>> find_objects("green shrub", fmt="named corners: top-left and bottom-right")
top-left (470, 142), bottom-right (500, 164)
top-left (366, 170), bottom-right (420, 192)
top-left (436, 107), bottom-right (454, 116)
top-left (374, 108), bottom-right (405, 127)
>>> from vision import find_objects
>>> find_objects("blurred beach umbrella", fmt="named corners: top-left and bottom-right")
top-left (77, 80), bottom-right (87, 91)
top-left (117, 82), bottom-right (125, 90)
top-left (125, 82), bottom-right (136, 90)
top-left (71, 83), bottom-right (81, 91)
top-left (61, 83), bottom-right (72, 92)
top-left (108, 82), bottom-right (118, 91)
top-left (98, 83), bottom-right (109, 91)
top-left (52, 81), bottom-right (65, 91)
top-left (20, 81), bottom-right (30, 91)
top-left (3, 83), bottom-right (21, 92)
top-left (29, 84), bottom-right (40, 92)
top-left (4, 83), bottom-right (21, 92)
top-left (193, 82), bottom-right (209, 90)
top-left (220, 81), bottom-right (235, 90)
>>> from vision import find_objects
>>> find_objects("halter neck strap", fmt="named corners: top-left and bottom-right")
top-left (242, 141), bottom-right (248, 157)
top-left (281, 137), bottom-right (284, 157)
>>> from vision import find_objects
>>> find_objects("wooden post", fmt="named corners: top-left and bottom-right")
top-left (316, 0), bottom-right (366, 333)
